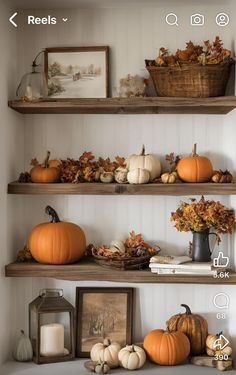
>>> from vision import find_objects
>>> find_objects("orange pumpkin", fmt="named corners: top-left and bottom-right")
top-left (28, 206), bottom-right (86, 264)
top-left (30, 151), bottom-right (60, 183)
top-left (48, 159), bottom-right (62, 169)
top-left (177, 144), bottom-right (213, 183)
top-left (166, 304), bottom-right (208, 355)
top-left (143, 329), bottom-right (190, 366)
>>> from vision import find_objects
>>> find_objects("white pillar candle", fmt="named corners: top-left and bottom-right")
top-left (25, 85), bottom-right (33, 101)
top-left (40, 323), bottom-right (64, 356)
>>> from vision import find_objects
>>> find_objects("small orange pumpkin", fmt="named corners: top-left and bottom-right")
top-left (30, 151), bottom-right (60, 183)
top-left (177, 144), bottom-right (213, 183)
top-left (28, 206), bottom-right (86, 264)
top-left (143, 329), bottom-right (190, 366)
top-left (166, 304), bottom-right (208, 355)
top-left (48, 159), bottom-right (62, 169)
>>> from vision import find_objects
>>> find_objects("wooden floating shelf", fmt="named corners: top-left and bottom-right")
top-left (8, 96), bottom-right (236, 115)
top-left (5, 260), bottom-right (236, 284)
top-left (8, 181), bottom-right (236, 195)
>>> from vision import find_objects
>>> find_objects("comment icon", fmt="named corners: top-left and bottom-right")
top-left (213, 293), bottom-right (230, 309)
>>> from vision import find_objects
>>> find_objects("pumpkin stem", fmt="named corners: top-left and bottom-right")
top-left (103, 338), bottom-right (111, 347)
top-left (43, 151), bottom-right (51, 168)
top-left (217, 331), bottom-right (223, 338)
top-left (140, 145), bottom-right (146, 156)
top-left (20, 329), bottom-right (25, 335)
top-left (192, 143), bottom-right (198, 157)
top-left (45, 206), bottom-right (60, 223)
top-left (181, 304), bottom-right (192, 315)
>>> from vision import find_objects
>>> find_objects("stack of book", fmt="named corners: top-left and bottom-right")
top-left (149, 255), bottom-right (226, 276)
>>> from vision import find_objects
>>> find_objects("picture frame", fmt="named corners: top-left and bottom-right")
top-left (44, 46), bottom-right (109, 98)
top-left (76, 287), bottom-right (133, 357)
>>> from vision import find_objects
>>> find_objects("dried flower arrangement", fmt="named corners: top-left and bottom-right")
top-left (146, 36), bottom-right (232, 67)
top-left (171, 196), bottom-right (235, 234)
top-left (92, 230), bottom-right (159, 259)
top-left (116, 74), bottom-right (148, 97)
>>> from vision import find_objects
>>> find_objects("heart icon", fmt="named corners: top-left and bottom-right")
top-left (62, 18), bottom-right (68, 22)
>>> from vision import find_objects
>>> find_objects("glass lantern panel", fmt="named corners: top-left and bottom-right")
top-left (29, 308), bottom-right (38, 355)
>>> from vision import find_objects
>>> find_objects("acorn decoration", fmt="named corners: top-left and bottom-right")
top-left (211, 170), bottom-right (233, 183)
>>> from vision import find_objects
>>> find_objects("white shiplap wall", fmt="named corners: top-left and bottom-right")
top-left (3, 0), bottom-right (236, 364)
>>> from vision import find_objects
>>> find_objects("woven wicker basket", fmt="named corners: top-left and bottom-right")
top-left (92, 248), bottom-right (160, 270)
top-left (146, 62), bottom-right (232, 98)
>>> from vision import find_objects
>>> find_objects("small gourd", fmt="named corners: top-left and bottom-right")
top-left (90, 338), bottom-right (121, 368)
top-left (161, 172), bottom-right (177, 184)
top-left (115, 167), bottom-right (128, 183)
top-left (95, 361), bottom-right (110, 374)
top-left (110, 240), bottom-right (126, 254)
top-left (13, 330), bottom-right (33, 362)
top-left (100, 172), bottom-right (114, 183)
top-left (118, 344), bottom-right (146, 370)
top-left (127, 168), bottom-right (150, 184)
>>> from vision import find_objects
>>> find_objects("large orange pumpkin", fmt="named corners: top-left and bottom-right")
top-left (28, 206), bottom-right (86, 264)
top-left (166, 304), bottom-right (208, 355)
top-left (30, 151), bottom-right (61, 183)
top-left (143, 329), bottom-right (190, 366)
top-left (177, 144), bottom-right (213, 183)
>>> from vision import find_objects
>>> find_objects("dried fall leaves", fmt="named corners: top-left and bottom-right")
top-left (146, 37), bottom-right (232, 67)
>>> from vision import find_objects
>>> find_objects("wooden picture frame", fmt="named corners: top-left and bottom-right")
top-left (76, 287), bottom-right (133, 357)
top-left (44, 46), bottom-right (109, 98)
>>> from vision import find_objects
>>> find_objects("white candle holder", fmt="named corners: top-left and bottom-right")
top-left (29, 289), bottom-right (75, 364)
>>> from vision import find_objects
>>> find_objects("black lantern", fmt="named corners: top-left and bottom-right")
top-left (29, 289), bottom-right (75, 364)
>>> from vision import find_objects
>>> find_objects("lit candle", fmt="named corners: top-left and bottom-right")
top-left (40, 323), bottom-right (64, 356)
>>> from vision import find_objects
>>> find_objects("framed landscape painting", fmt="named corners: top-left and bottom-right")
top-left (45, 46), bottom-right (109, 98)
top-left (76, 287), bottom-right (133, 357)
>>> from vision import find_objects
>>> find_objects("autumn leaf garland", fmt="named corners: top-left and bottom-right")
top-left (60, 152), bottom-right (126, 183)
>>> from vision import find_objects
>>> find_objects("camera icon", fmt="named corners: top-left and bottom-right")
top-left (190, 13), bottom-right (205, 26)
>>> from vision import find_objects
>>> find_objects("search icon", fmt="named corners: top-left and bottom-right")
top-left (166, 13), bottom-right (179, 26)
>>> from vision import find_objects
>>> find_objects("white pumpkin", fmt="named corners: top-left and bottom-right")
top-left (126, 145), bottom-right (161, 181)
top-left (221, 346), bottom-right (233, 356)
top-left (13, 330), bottom-right (33, 362)
top-left (90, 338), bottom-right (121, 368)
top-left (110, 240), bottom-right (126, 254)
top-left (206, 333), bottom-right (226, 351)
top-left (127, 168), bottom-right (150, 184)
top-left (118, 345), bottom-right (146, 370)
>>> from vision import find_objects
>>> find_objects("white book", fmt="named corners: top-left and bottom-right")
top-left (151, 268), bottom-right (221, 276)
top-left (149, 261), bottom-right (213, 271)
top-left (150, 255), bottom-right (192, 265)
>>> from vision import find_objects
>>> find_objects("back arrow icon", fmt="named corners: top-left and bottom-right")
top-left (9, 12), bottom-right (18, 27)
